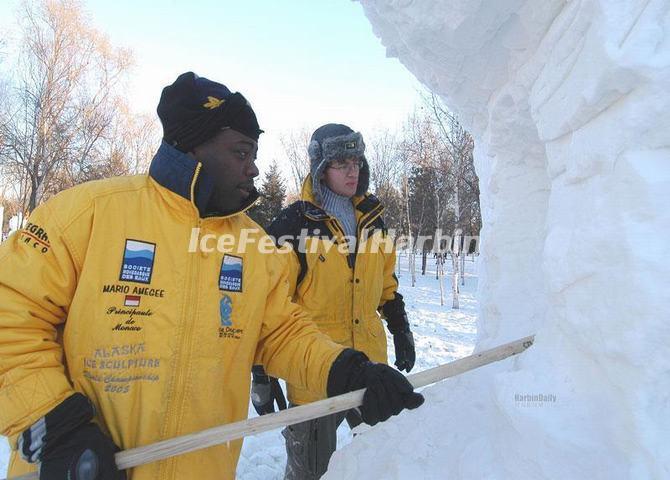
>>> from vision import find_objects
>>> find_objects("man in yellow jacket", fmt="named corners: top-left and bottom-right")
top-left (0, 74), bottom-right (423, 480)
top-left (251, 124), bottom-right (417, 479)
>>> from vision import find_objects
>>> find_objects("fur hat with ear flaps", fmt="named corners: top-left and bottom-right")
top-left (307, 123), bottom-right (370, 204)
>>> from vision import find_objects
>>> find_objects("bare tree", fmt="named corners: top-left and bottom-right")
top-left (47, 109), bottom-right (157, 194)
top-left (279, 128), bottom-right (311, 196)
top-left (0, 41), bottom-right (6, 74)
top-left (367, 129), bottom-right (404, 232)
top-left (390, 95), bottom-right (480, 306)
top-left (400, 112), bottom-right (433, 241)
top-left (368, 129), bottom-right (401, 191)
top-left (403, 175), bottom-right (416, 287)
top-left (91, 108), bottom-right (159, 177)
top-left (0, 0), bottom-right (133, 213)
top-left (424, 92), bottom-right (477, 309)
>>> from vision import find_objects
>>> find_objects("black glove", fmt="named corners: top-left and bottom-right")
top-left (18, 393), bottom-right (125, 480)
top-left (382, 293), bottom-right (416, 372)
top-left (392, 329), bottom-right (416, 372)
top-left (251, 365), bottom-right (287, 415)
top-left (327, 349), bottom-right (424, 426)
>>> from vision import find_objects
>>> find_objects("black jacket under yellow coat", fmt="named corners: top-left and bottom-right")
top-left (267, 176), bottom-right (399, 405)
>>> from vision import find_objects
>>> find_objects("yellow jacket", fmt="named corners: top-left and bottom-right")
top-left (266, 177), bottom-right (398, 405)
top-left (0, 143), bottom-right (343, 479)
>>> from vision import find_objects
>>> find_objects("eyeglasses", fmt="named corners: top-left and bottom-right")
top-left (328, 158), bottom-right (364, 171)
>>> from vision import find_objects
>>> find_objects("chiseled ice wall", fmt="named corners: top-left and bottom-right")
top-left (325, 1), bottom-right (669, 478)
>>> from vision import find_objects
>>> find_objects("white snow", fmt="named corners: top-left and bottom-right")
top-left (0, 256), bottom-right (479, 478)
top-left (0, 437), bottom-right (7, 476)
top-left (325, 1), bottom-right (670, 479)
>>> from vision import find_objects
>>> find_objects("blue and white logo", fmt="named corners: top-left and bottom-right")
top-left (119, 239), bottom-right (156, 284)
top-left (220, 295), bottom-right (233, 327)
top-left (218, 255), bottom-right (243, 292)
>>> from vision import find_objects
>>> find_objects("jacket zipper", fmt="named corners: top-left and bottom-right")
top-left (351, 204), bottom-right (384, 344)
top-left (160, 165), bottom-right (204, 479)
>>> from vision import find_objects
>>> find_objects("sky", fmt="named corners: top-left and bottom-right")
top-left (0, 0), bottom-right (425, 178)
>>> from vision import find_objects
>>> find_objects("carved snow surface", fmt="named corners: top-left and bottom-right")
top-left (323, 1), bottom-right (670, 479)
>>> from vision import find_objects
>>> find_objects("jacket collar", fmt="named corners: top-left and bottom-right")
top-left (300, 174), bottom-right (381, 218)
top-left (149, 141), bottom-right (258, 218)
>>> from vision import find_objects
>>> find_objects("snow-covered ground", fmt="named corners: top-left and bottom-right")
top-left (0, 254), bottom-right (478, 478)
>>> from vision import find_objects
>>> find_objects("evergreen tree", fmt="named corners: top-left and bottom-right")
top-left (248, 161), bottom-right (287, 228)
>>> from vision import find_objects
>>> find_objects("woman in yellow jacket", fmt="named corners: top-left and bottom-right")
top-left (252, 124), bottom-right (417, 480)
top-left (0, 77), bottom-right (423, 480)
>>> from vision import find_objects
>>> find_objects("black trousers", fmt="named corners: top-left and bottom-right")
top-left (283, 406), bottom-right (362, 480)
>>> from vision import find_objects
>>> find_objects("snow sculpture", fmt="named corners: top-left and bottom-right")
top-left (325, 1), bottom-right (670, 478)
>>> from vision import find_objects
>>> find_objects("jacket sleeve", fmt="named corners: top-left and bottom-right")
top-left (274, 243), bottom-right (301, 299)
top-left (253, 248), bottom-right (344, 397)
top-left (379, 240), bottom-right (399, 307)
top-left (265, 204), bottom-right (303, 295)
top-left (0, 199), bottom-right (85, 441)
top-left (378, 234), bottom-right (411, 334)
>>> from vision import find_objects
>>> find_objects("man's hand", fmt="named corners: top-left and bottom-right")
top-left (19, 393), bottom-right (125, 480)
top-left (327, 350), bottom-right (424, 426)
top-left (393, 329), bottom-right (416, 372)
top-left (251, 365), bottom-right (287, 415)
top-left (382, 293), bottom-right (416, 372)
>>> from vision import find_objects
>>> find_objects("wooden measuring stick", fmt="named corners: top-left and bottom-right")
top-left (6, 335), bottom-right (534, 480)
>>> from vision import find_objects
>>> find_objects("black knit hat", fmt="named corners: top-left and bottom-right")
top-left (307, 123), bottom-right (370, 202)
top-left (157, 72), bottom-right (263, 152)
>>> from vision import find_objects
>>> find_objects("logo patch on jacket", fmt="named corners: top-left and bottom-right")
top-left (119, 239), bottom-right (156, 284)
top-left (220, 295), bottom-right (233, 326)
top-left (20, 222), bottom-right (51, 254)
top-left (218, 294), bottom-right (243, 339)
top-left (203, 96), bottom-right (224, 109)
top-left (218, 255), bottom-right (243, 292)
top-left (124, 295), bottom-right (141, 307)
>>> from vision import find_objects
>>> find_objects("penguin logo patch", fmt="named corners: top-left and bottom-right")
top-left (218, 295), bottom-right (243, 340)
top-left (220, 295), bottom-right (233, 327)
